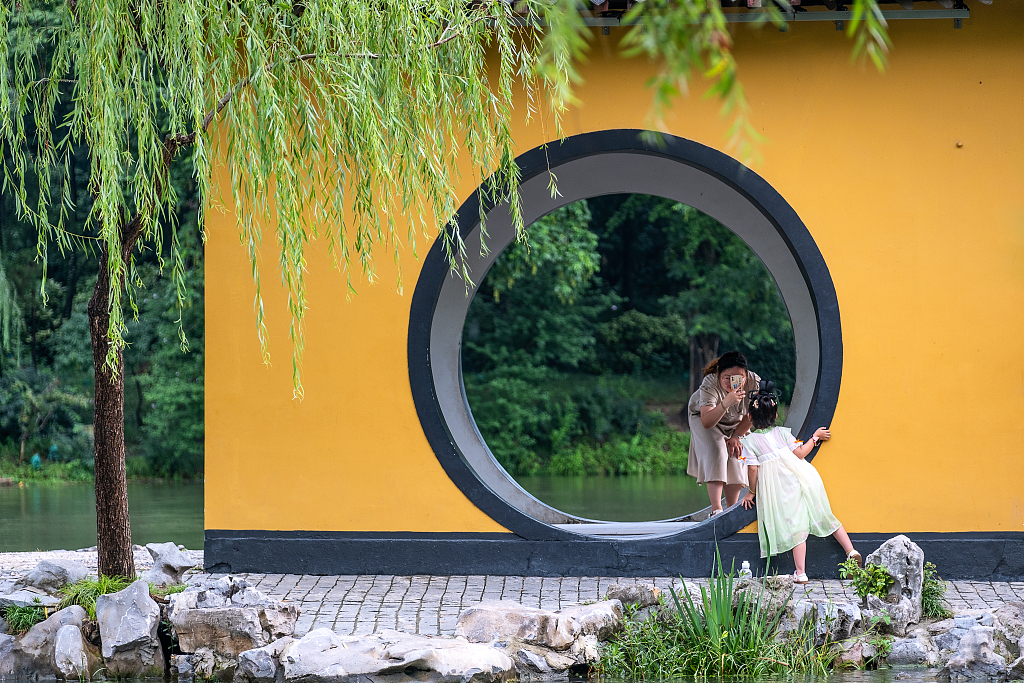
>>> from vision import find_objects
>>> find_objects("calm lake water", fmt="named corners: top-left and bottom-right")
top-left (0, 477), bottom-right (710, 551)
top-left (0, 481), bottom-right (204, 552)
top-left (515, 474), bottom-right (710, 521)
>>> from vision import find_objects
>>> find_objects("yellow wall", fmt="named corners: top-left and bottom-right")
top-left (206, 2), bottom-right (1024, 534)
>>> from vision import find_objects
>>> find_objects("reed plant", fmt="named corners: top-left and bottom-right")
top-left (600, 553), bottom-right (835, 678)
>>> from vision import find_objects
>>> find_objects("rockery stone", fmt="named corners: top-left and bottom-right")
top-left (140, 541), bottom-right (196, 586)
top-left (604, 583), bottom-right (660, 609)
top-left (18, 559), bottom-right (90, 595)
top-left (455, 601), bottom-right (580, 651)
top-left (53, 624), bottom-right (90, 680)
top-left (95, 579), bottom-right (165, 677)
top-left (865, 535), bottom-right (925, 625)
top-left (555, 600), bottom-right (622, 641)
top-left (941, 626), bottom-right (1007, 679)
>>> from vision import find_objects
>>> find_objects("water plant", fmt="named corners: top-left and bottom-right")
top-left (1, 600), bottom-right (49, 634)
top-left (922, 561), bottom-right (953, 619)
top-left (838, 557), bottom-right (894, 601)
top-left (56, 575), bottom-right (134, 619)
top-left (599, 554), bottom-right (835, 678)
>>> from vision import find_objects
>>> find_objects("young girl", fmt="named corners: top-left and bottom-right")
top-left (739, 383), bottom-right (861, 583)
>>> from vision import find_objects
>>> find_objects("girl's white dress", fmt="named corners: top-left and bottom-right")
top-left (740, 427), bottom-right (841, 558)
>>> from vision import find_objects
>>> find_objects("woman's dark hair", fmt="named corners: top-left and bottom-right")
top-left (702, 350), bottom-right (749, 377)
top-left (749, 380), bottom-right (780, 430)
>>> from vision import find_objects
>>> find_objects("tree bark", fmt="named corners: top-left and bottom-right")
top-left (87, 227), bottom-right (140, 578)
top-left (688, 334), bottom-right (721, 396)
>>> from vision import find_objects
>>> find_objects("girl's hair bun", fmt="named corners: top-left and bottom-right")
top-left (749, 379), bottom-right (780, 430)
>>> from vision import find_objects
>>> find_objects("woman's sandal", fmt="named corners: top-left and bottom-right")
top-left (709, 509), bottom-right (723, 517)
top-left (847, 550), bottom-right (863, 568)
top-left (794, 572), bottom-right (809, 585)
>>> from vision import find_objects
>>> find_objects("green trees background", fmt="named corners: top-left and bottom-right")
top-left (0, 172), bottom-right (204, 481)
top-left (463, 194), bottom-right (794, 478)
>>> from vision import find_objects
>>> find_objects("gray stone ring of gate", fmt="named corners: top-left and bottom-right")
top-left (408, 129), bottom-right (842, 542)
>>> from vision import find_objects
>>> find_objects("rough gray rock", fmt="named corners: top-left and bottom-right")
top-left (173, 606), bottom-right (267, 658)
top-left (172, 653), bottom-right (196, 683)
top-left (605, 583), bottom-right (660, 609)
top-left (1007, 654), bottom-right (1024, 680)
top-left (733, 575), bottom-right (794, 618)
top-left (0, 634), bottom-right (17, 676)
top-left (556, 600), bottom-right (622, 641)
top-left (173, 647), bottom-right (239, 682)
top-left (279, 628), bottom-right (515, 683)
top-left (236, 637), bottom-right (294, 683)
top-left (936, 629), bottom-right (970, 652)
top-left (941, 626), bottom-right (1007, 679)
top-left (0, 605), bottom-right (86, 678)
top-left (53, 624), bottom-right (89, 680)
top-left (956, 615), bottom-right (980, 629)
top-left (455, 601), bottom-right (580, 651)
top-left (866, 535), bottom-right (925, 625)
top-left (0, 588), bottom-right (60, 609)
top-left (790, 599), bottom-right (862, 644)
top-left (95, 579), bottom-right (165, 677)
top-left (993, 602), bottom-right (1024, 657)
top-left (18, 559), bottom-right (91, 595)
top-left (834, 640), bottom-right (865, 670)
top-left (0, 614), bottom-right (7, 634)
top-left (168, 576), bottom-right (299, 659)
top-left (140, 541), bottom-right (196, 586)
top-left (569, 634), bottom-right (600, 665)
top-left (887, 635), bottom-right (938, 666)
top-left (866, 593), bottom-right (917, 637)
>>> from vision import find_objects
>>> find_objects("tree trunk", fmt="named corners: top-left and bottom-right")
top-left (688, 334), bottom-right (721, 395)
top-left (88, 246), bottom-right (136, 579)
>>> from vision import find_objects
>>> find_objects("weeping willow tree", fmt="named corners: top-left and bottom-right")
top-left (0, 0), bottom-right (888, 577)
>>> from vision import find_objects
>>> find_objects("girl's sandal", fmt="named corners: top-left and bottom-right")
top-left (794, 572), bottom-right (809, 585)
top-left (847, 550), bottom-right (863, 568)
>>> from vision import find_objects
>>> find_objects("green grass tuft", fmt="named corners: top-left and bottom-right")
top-left (149, 583), bottom-right (189, 598)
top-left (2, 600), bottom-right (50, 634)
top-left (56, 575), bottom-right (134, 619)
top-left (599, 552), bottom-right (835, 678)
top-left (922, 561), bottom-right (953, 619)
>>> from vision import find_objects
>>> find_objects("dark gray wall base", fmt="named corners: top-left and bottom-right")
top-left (205, 530), bottom-right (1024, 581)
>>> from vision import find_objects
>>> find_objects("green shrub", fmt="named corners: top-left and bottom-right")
top-left (600, 554), bottom-right (834, 678)
top-left (1, 601), bottom-right (49, 634)
top-left (922, 561), bottom-right (953, 619)
top-left (57, 575), bottom-right (134, 619)
top-left (838, 557), bottom-right (894, 601)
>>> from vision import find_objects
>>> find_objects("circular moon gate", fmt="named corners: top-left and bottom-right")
top-left (408, 130), bottom-right (842, 542)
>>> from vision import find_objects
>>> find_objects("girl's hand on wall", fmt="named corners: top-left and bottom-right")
top-left (741, 492), bottom-right (755, 509)
top-left (814, 427), bottom-right (831, 443)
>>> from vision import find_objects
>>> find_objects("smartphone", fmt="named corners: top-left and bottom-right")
top-left (730, 375), bottom-right (744, 392)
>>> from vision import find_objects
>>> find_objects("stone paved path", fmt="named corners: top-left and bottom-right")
top-left (4, 550), bottom-right (1022, 639)
top-left (185, 573), bottom-right (1024, 638)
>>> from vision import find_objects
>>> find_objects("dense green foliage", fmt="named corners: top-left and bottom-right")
top-left (839, 557), bottom-right (895, 601)
top-left (601, 561), bottom-right (834, 677)
top-left (922, 561), bottom-right (953, 619)
top-left (463, 195), bottom-right (794, 476)
top-left (0, 140), bottom-right (205, 480)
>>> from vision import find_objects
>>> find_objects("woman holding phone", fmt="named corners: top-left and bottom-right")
top-left (686, 351), bottom-right (761, 515)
